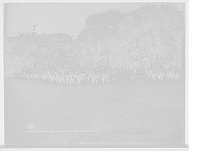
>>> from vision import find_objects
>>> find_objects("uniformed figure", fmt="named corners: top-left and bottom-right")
top-left (94, 63), bottom-right (100, 77)
top-left (161, 63), bottom-right (166, 75)
top-left (68, 63), bottom-right (74, 78)
top-left (172, 63), bottom-right (176, 70)
top-left (173, 62), bottom-right (181, 75)
top-left (88, 65), bottom-right (97, 84)
top-left (97, 62), bottom-right (104, 78)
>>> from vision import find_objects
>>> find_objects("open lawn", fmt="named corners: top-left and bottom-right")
top-left (4, 79), bottom-right (186, 148)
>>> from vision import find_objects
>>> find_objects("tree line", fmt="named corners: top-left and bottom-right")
top-left (4, 5), bottom-right (184, 78)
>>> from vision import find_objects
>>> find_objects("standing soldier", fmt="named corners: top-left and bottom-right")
top-left (145, 67), bottom-right (151, 80)
top-left (141, 64), bottom-right (147, 78)
top-left (96, 63), bottom-right (100, 77)
top-left (69, 63), bottom-right (74, 79)
top-left (161, 63), bottom-right (166, 76)
top-left (151, 69), bottom-right (157, 80)
top-left (90, 63), bottom-right (97, 84)
top-left (174, 62), bottom-right (182, 76)
top-left (158, 63), bottom-right (165, 81)
top-left (97, 62), bottom-right (104, 78)
top-left (103, 64), bottom-right (110, 83)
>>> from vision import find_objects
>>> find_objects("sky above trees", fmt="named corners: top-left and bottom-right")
top-left (4, 3), bottom-right (184, 39)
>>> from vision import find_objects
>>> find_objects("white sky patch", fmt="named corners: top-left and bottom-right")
top-left (4, 3), bottom-right (182, 39)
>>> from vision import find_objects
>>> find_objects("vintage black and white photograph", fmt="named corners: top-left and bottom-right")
top-left (4, 2), bottom-right (187, 148)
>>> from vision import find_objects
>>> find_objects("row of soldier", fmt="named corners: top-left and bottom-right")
top-left (15, 62), bottom-right (183, 85)
top-left (21, 63), bottom-right (110, 85)
top-left (144, 62), bottom-right (184, 81)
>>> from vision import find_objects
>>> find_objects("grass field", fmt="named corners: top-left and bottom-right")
top-left (4, 79), bottom-right (186, 148)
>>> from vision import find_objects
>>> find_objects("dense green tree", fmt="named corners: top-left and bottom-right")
top-left (4, 32), bottom-right (74, 78)
top-left (5, 3), bottom-right (185, 79)
top-left (37, 33), bottom-right (73, 66)
top-left (116, 5), bottom-right (183, 66)
top-left (77, 10), bottom-right (129, 67)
